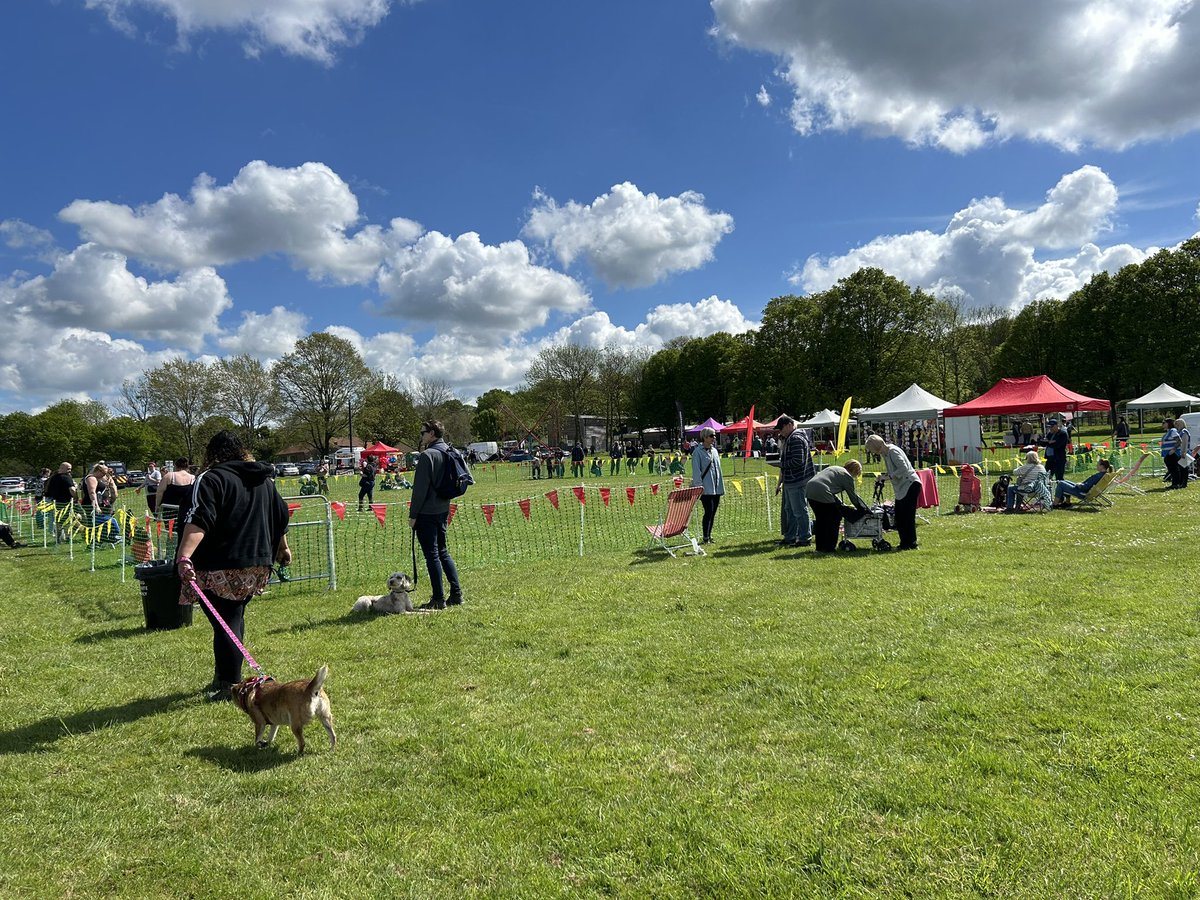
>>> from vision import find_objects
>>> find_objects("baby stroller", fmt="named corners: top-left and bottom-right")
top-left (955, 465), bottom-right (981, 513)
top-left (839, 506), bottom-right (892, 552)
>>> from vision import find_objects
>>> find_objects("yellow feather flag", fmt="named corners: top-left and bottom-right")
top-left (835, 396), bottom-right (853, 452)
top-left (729, 479), bottom-right (743, 494)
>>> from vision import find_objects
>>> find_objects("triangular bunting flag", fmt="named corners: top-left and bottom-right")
top-left (167, 518), bottom-right (174, 538)
top-left (545, 490), bottom-right (559, 509)
top-left (519, 498), bottom-right (531, 519)
top-left (673, 476), bottom-right (683, 488)
top-left (650, 483), bottom-right (660, 495)
top-left (730, 479), bottom-right (743, 494)
top-left (370, 503), bottom-right (387, 527)
top-left (599, 487), bottom-right (610, 507)
top-left (754, 476), bottom-right (766, 490)
top-left (482, 504), bottom-right (495, 525)
top-left (447, 503), bottom-right (457, 525)
top-left (625, 487), bottom-right (636, 506)
top-left (287, 503), bottom-right (302, 518)
top-left (330, 501), bottom-right (346, 520)
top-left (572, 486), bottom-right (585, 505)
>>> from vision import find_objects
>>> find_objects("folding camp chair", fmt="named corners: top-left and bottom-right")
top-left (644, 486), bottom-right (705, 557)
top-left (1015, 472), bottom-right (1052, 513)
top-left (1111, 452), bottom-right (1150, 495)
top-left (1072, 471), bottom-right (1119, 510)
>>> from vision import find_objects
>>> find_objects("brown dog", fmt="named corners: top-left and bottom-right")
top-left (231, 665), bottom-right (336, 754)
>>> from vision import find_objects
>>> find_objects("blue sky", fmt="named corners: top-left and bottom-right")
top-left (2, 0), bottom-right (1199, 412)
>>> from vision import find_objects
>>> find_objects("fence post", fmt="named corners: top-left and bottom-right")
top-left (325, 496), bottom-right (337, 591)
top-left (578, 483), bottom-right (585, 557)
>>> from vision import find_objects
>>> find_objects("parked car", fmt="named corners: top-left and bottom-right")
top-left (124, 470), bottom-right (146, 488)
top-left (297, 462), bottom-right (318, 476)
top-left (0, 476), bottom-right (26, 493)
top-left (275, 463), bottom-right (300, 477)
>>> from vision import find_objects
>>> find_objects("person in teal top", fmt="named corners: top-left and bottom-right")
top-left (690, 427), bottom-right (725, 545)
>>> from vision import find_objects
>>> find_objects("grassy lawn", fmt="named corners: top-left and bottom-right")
top-left (2, 468), bottom-right (1199, 897)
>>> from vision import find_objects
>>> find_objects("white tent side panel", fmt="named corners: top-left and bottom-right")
top-left (944, 416), bottom-right (982, 465)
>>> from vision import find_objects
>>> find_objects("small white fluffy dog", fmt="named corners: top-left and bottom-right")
top-left (352, 572), bottom-right (415, 614)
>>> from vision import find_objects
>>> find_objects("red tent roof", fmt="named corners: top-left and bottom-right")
top-left (361, 441), bottom-right (401, 457)
top-left (944, 376), bottom-right (1110, 417)
top-left (723, 415), bottom-right (769, 431)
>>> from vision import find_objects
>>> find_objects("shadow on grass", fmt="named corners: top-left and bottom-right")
top-left (0, 691), bottom-right (194, 755)
top-left (184, 744), bottom-right (297, 772)
top-left (74, 624), bottom-right (154, 644)
top-left (266, 611), bottom-right (369, 636)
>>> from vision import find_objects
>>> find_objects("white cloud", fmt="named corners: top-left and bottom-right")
top-left (523, 182), bottom-right (734, 288)
top-left (3, 243), bottom-right (231, 350)
top-left (755, 85), bottom-right (771, 107)
top-left (712, 0), bottom-right (1200, 150)
top-left (1, 219), bottom-right (56, 253)
top-left (375, 230), bottom-right (591, 340)
top-left (84, 0), bottom-right (393, 65)
top-left (219, 305), bottom-right (310, 359)
top-left (324, 325), bottom-right (416, 373)
top-left (795, 166), bottom-right (1148, 308)
top-left (549, 296), bottom-right (756, 351)
top-left (60, 160), bottom-right (422, 284)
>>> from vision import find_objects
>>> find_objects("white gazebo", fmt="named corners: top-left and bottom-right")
top-left (860, 383), bottom-right (954, 420)
top-left (1127, 383), bottom-right (1200, 410)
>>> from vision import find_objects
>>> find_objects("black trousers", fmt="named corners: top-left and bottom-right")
top-left (358, 483), bottom-right (374, 506)
top-left (894, 482), bottom-right (920, 549)
top-left (700, 494), bottom-right (721, 541)
top-left (809, 500), bottom-right (845, 552)
top-left (199, 593), bottom-right (249, 685)
top-left (1047, 456), bottom-right (1066, 480)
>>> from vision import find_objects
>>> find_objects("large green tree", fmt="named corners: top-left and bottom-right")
top-left (526, 344), bottom-right (602, 443)
top-left (215, 355), bottom-right (278, 443)
top-left (145, 358), bottom-right (218, 460)
top-left (274, 332), bottom-right (371, 457)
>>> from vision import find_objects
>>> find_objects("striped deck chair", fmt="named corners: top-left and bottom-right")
top-left (1111, 451), bottom-right (1150, 495)
top-left (1074, 470), bottom-right (1119, 510)
top-left (645, 486), bottom-right (705, 557)
top-left (1015, 472), bottom-right (1052, 512)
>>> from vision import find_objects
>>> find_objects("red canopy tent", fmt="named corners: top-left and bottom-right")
top-left (944, 376), bottom-right (1110, 417)
top-left (722, 414), bottom-right (769, 431)
top-left (360, 441), bottom-right (401, 463)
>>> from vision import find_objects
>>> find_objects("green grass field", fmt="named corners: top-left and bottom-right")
top-left (2, 461), bottom-right (1199, 897)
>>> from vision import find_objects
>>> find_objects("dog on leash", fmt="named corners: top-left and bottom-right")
top-left (231, 665), bottom-right (336, 755)
top-left (352, 572), bottom-right (414, 614)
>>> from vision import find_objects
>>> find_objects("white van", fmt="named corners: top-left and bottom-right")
top-left (467, 441), bottom-right (499, 461)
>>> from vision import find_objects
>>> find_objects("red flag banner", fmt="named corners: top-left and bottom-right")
top-left (166, 518), bottom-right (174, 539)
top-left (447, 503), bottom-right (458, 525)
top-left (519, 498), bottom-right (531, 519)
top-left (330, 501), bottom-right (346, 521)
top-left (370, 504), bottom-right (387, 527)
top-left (651, 483), bottom-right (660, 496)
top-left (744, 404), bottom-right (755, 459)
top-left (156, 521), bottom-right (162, 537)
top-left (545, 490), bottom-right (559, 510)
top-left (482, 504), bottom-right (495, 525)
top-left (626, 487), bottom-right (636, 506)
top-left (572, 486), bottom-right (586, 505)
top-left (599, 487), bottom-right (611, 507)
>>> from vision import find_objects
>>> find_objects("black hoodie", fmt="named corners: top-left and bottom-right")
top-left (185, 460), bottom-right (289, 571)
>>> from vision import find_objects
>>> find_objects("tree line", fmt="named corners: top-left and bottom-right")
top-left (3, 239), bottom-right (1196, 471)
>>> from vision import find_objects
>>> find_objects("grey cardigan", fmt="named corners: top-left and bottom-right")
top-left (804, 466), bottom-right (868, 509)
top-left (690, 444), bottom-right (725, 496)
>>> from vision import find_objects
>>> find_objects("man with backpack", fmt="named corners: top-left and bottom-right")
top-left (408, 420), bottom-right (470, 611)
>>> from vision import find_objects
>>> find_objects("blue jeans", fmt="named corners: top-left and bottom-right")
top-left (1054, 481), bottom-right (1090, 503)
top-left (782, 480), bottom-right (812, 543)
top-left (414, 512), bottom-right (460, 603)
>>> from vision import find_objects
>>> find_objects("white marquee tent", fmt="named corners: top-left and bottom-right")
top-left (860, 383), bottom-right (954, 421)
top-left (1126, 383), bottom-right (1200, 410)
top-left (799, 409), bottom-right (855, 427)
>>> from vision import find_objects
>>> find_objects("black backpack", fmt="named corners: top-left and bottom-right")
top-left (435, 446), bottom-right (475, 499)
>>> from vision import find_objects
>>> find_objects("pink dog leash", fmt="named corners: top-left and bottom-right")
top-left (179, 563), bottom-right (264, 675)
